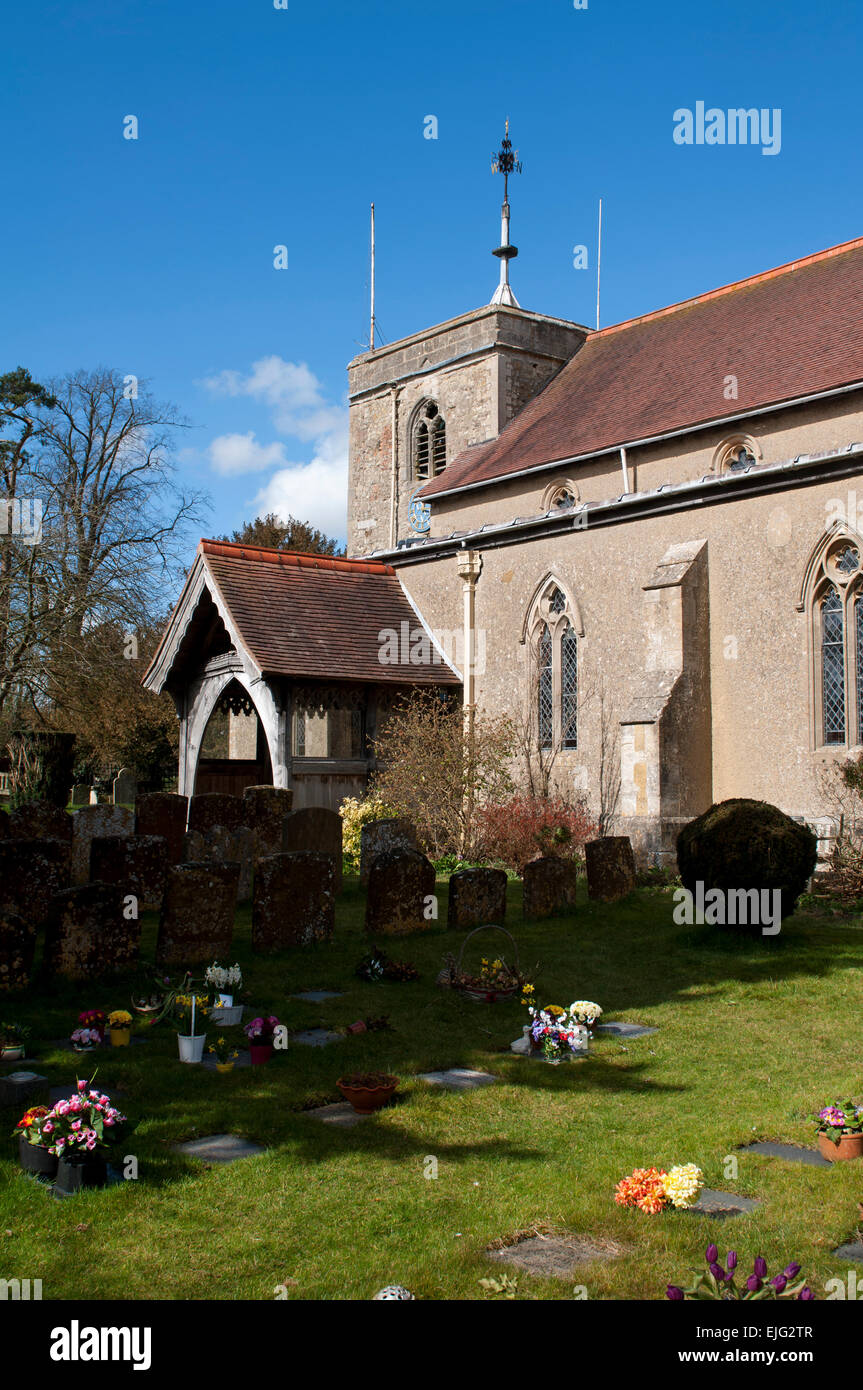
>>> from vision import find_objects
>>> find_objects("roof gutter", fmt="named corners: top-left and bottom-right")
top-left (418, 376), bottom-right (863, 503)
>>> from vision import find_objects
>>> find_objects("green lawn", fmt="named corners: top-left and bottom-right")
top-left (2, 879), bottom-right (863, 1301)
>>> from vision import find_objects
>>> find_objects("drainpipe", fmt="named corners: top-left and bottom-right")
top-left (620, 445), bottom-right (631, 494)
top-left (389, 385), bottom-right (400, 548)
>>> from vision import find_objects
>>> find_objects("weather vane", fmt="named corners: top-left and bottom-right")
top-left (490, 119), bottom-right (521, 308)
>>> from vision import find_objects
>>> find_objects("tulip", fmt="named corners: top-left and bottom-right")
top-left (753, 1256), bottom-right (768, 1278)
top-left (666, 1285), bottom-right (685, 1300)
top-left (726, 1251), bottom-right (738, 1270)
top-left (746, 1275), bottom-right (762, 1293)
top-left (709, 1263), bottom-right (725, 1281)
top-left (771, 1275), bottom-right (787, 1293)
top-left (783, 1262), bottom-right (801, 1279)
top-left (706, 1244), bottom-right (719, 1264)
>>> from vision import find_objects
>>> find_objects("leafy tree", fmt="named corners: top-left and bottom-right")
top-left (219, 511), bottom-right (344, 555)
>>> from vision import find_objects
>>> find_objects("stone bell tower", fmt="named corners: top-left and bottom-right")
top-left (346, 125), bottom-right (589, 556)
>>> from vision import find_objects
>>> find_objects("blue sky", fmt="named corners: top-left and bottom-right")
top-left (3, 0), bottom-right (862, 552)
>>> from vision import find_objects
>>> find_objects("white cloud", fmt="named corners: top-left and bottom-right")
top-left (200, 355), bottom-right (349, 539)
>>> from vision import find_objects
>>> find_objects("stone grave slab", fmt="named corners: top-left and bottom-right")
top-left (291, 990), bottom-right (343, 1003)
top-left (293, 1028), bottom-right (342, 1048)
top-left (172, 1133), bottom-right (265, 1163)
top-left (364, 847), bottom-right (436, 937)
top-left (416, 1067), bottom-right (497, 1091)
top-left (595, 1022), bottom-right (658, 1038)
top-left (488, 1234), bottom-right (621, 1277)
top-left (306, 1101), bottom-right (368, 1129)
top-left (687, 1188), bottom-right (760, 1219)
top-left (522, 856), bottom-right (579, 919)
top-left (834, 1241), bottom-right (863, 1264)
top-left (0, 1071), bottom-right (49, 1107)
top-left (743, 1140), bottom-right (831, 1168)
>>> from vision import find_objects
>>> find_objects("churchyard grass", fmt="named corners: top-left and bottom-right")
top-left (1, 879), bottom-right (862, 1300)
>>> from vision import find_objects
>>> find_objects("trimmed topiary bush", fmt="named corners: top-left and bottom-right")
top-left (676, 798), bottom-right (817, 928)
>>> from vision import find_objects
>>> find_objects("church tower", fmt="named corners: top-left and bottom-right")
top-left (346, 126), bottom-right (588, 556)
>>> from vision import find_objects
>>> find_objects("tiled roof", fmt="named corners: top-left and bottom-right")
top-left (418, 235), bottom-right (863, 498)
top-left (199, 541), bottom-right (459, 684)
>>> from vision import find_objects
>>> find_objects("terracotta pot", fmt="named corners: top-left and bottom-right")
top-left (54, 1153), bottom-right (107, 1196)
top-left (18, 1135), bottom-right (58, 1178)
top-left (110, 1028), bottom-right (131, 1048)
top-left (817, 1130), bottom-right (863, 1162)
top-left (249, 1043), bottom-right (273, 1066)
top-left (337, 1076), bottom-right (397, 1114)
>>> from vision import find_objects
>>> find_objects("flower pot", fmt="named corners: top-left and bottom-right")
top-left (249, 1042), bottom-right (273, 1066)
top-left (72, 1043), bottom-right (101, 1053)
top-left (217, 993), bottom-right (234, 1008)
top-left (1, 1044), bottom-right (25, 1061)
top-left (18, 1135), bottom-right (58, 1178)
top-left (337, 1076), bottom-right (397, 1114)
top-left (215, 1062), bottom-right (234, 1074)
top-left (177, 1033), bottom-right (206, 1063)
top-left (54, 1153), bottom-right (108, 1196)
top-left (110, 1028), bottom-right (131, 1048)
top-left (817, 1130), bottom-right (863, 1162)
top-left (210, 1004), bottom-right (243, 1027)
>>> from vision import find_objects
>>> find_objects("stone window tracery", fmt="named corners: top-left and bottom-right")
top-left (527, 581), bottom-right (579, 751)
top-left (810, 536), bottom-right (863, 746)
top-left (413, 400), bottom-right (446, 482)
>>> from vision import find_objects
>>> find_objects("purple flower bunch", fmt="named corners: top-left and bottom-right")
top-left (666, 1245), bottom-right (814, 1301)
top-left (814, 1100), bottom-right (863, 1140)
top-left (244, 1015), bottom-right (280, 1042)
top-left (39, 1079), bottom-right (128, 1158)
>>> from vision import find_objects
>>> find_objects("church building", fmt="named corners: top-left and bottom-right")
top-left (145, 129), bottom-right (863, 861)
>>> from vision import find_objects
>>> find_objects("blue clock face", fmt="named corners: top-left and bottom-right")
top-left (409, 490), bottom-right (431, 533)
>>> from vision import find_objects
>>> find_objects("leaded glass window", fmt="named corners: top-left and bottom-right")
top-left (538, 622), bottom-right (553, 750)
top-left (414, 402), bottom-right (446, 482)
top-left (561, 622), bottom-right (578, 749)
top-left (856, 596), bottom-right (863, 745)
top-left (550, 587), bottom-right (566, 613)
top-left (822, 586), bottom-right (845, 744)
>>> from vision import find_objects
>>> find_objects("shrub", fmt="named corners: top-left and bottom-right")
top-left (339, 792), bottom-right (398, 870)
top-left (676, 798), bottom-right (817, 926)
top-left (477, 793), bottom-right (597, 875)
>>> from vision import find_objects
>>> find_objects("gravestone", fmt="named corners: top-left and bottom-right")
top-left (365, 847), bottom-right (436, 937)
top-left (70, 785), bottom-right (90, 807)
top-left (243, 785), bottom-right (293, 859)
top-left (184, 824), bottom-right (255, 899)
top-left (360, 818), bottom-right (418, 884)
top-left (112, 767), bottom-right (137, 805)
top-left (252, 851), bottom-right (335, 951)
top-left (0, 911), bottom-right (37, 991)
top-left (90, 834), bottom-right (167, 908)
top-left (188, 792), bottom-right (245, 835)
top-left (522, 856), bottom-right (579, 919)
top-left (7, 800), bottom-right (73, 843)
top-left (585, 836), bottom-right (637, 902)
top-left (89, 788), bottom-right (98, 805)
top-left (71, 804), bottom-right (134, 885)
top-left (156, 861), bottom-right (240, 965)
top-left (135, 792), bottom-right (188, 865)
top-left (0, 839), bottom-right (72, 927)
top-left (44, 882), bottom-right (139, 979)
top-left (282, 806), bottom-right (343, 890)
top-left (447, 866), bottom-right (507, 930)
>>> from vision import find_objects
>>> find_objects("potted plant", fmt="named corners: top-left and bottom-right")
top-left (522, 994), bottom-right (590, 1063)
top-left (208, 1036), bottom-right (239, 1073)
top-left (40, 1079), bottom-right (128, 1196)
top-left (206, 962), bottom-right (244, 1026)
top-left (1, 1021), bottom-right (31, 1061)
top-left (337, 1071), bottom-right (398, 1114)
top-left (107, 1010), bottom-right (133, 1048)
top-left (12, 1105), bottom-right (57, 1178)
top-left (131, 974), bottom-right (169, 1016)
top-left (813, 1100), bottom-right (863, 1162)
top-left (174, 993), bottom-right (209, 1064)
top-left (244, 1015), bottom-right (279, 1065)
top-left (569, 999), bottom-right (603, 1033)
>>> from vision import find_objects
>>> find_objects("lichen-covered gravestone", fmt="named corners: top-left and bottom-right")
top-left (184, 825), bottom-right (255, 900)
top-left (156, 861), bottom-right (240, 965)
top-left (242, 785), bottom-right (293, 859)
top-left (447, 866), bottom-right (507, 930)
top-left (282, 806), bottom-right (343, 891)
top-left (584, 836), bottom-right (637, 903)
top-left (187, 793), bottom-right (245, 835)
top-left (0, 839), bottom-right (72, 927)
top-left (252, 851), bottom-right (335, 951)
top-left (112, 767), bottom-right (137, 806)
top-left (359, 818), bottom-right (418, 885)
top-left (7, 800), bottom-right (73, 843)
top-left (71, 805), bottom-right (134, 885)
top-left (44, 882), bottom-right (138, 979)
top-left (135, 792), bottom-right (188, 865)
top-left (521, 856), bottom-right (579, 920)
top-left (0, 911), bottom-right (37, 991)
top-left (365, 847), bottom-right (436, 937)
top-left (90, 835), bottom-right (167, 909)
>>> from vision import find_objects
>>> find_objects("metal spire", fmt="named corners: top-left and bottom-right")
top-left (490, 119), bottom-right (522, 307)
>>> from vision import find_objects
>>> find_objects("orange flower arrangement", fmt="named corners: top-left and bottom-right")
top-left (614, 1166), bottom-right (669, 1214)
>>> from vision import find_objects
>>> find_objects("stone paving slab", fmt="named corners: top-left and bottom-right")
top-left (291, 990), bottom-right (343, 1003)
top-left (743, 1140), bottom-right (832, 1168)
top-left (292, 1028), bottom-right (343, 1048)
top-left (595, 1022), bottom-right (658, 1039)
top-left (172, 1132), bottom-right (266, 1163)
top-left (489, 1234), bottom-right (622, 1277)
top-left (306, 1101), bottom-right (369, 1128)
top-left (416, 1067), bottom-right (497, 1091)
top-left (834, 1241), bottom-right (863, 1264)
top-left (687, 1187), bottom-right (761, 1219)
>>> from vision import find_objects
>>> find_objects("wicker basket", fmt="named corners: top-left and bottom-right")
top-left (452, 925), bottom-right (521, 1003)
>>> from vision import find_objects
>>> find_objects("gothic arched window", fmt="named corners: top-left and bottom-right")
top-left (413, 401), bottom-right (446, 482)
top-left (808, 536), bottom-right (863, 746)
top-left (527, 581), bottom-right (580, 752)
